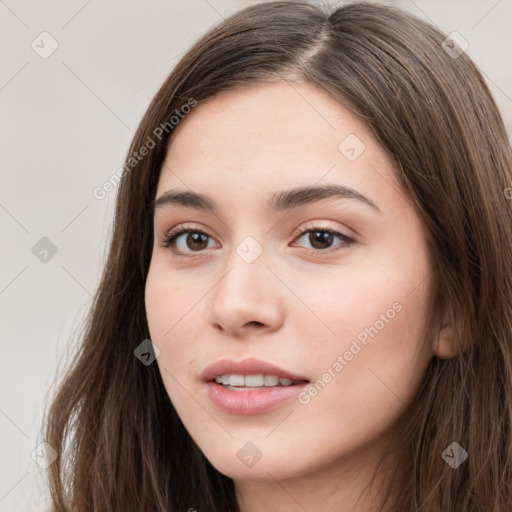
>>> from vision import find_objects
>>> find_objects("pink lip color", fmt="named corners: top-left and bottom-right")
top-left (204, 381), bottom-right (309, 415)
top-left (200, 357), bottom-right (308, 383)
top-left (200, 357), bottom-right (309, 415)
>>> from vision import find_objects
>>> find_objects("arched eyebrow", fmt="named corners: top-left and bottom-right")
top-left (153, 184), bottom-right (381, 214)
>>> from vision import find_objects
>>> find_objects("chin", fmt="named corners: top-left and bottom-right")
top-left (201, 444), bottom-right (309, 482)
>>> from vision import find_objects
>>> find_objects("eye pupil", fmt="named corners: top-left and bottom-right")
top-left (187, 232), bottom-right (208, 250)
top-left (310, 230), bottom-right (333, 250)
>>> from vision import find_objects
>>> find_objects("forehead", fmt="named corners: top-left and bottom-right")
top-left (158, 81), bottom-right (403, 212)
top-left (167, 80), bottom-right (367, 159)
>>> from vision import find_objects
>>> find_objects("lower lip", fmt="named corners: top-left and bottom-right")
top-left (204, 381), bottom-right (309, 415)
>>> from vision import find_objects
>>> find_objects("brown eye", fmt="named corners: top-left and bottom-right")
top-left (183, 232), bottom-right (209, 251)
top-left (162, 227), bottom-right (220, 256)
top-left (309, 230), bottom-right (335, 250)
top-left (293, 226), bottom-right (355, 253)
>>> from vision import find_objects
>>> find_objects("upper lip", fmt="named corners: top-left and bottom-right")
top-left (201, 357), bottom-right (309, 382)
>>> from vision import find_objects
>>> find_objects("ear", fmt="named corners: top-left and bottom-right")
top-left (432, 307), bottom-right (463, 359)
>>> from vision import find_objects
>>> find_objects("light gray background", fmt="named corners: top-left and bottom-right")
top-left (1, 1), bottom-right (511, 510)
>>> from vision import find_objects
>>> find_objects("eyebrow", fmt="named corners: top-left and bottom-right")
top-left (153, 184), bottom-right (381, 214)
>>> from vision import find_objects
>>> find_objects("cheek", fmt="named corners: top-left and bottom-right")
top-left (145, 269), bottom-right (222, 459)
top-left (145, 261), bottom-right (205, 341)
top-left (145, 264), bottom-right (204, 387)
top-left (296, 253), bottom-right (432, 438)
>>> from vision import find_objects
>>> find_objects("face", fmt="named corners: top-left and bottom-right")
top-left (145, 80), bottom-right (435, 484)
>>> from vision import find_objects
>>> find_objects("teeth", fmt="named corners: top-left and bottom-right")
top-left (213, 374), bottom-right (299, 387)
top-left (229, 374), bottom-right (245, 386)
top-left (264, 375), bottom-right (279, 386)
top-left (245, 374), bottom-right (264, 387)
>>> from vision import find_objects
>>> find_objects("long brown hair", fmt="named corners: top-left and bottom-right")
top-left (42, 1), bottom-right (512, 510)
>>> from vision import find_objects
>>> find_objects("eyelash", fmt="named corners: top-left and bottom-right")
top-left (160, 222), bottom-right (355, 258)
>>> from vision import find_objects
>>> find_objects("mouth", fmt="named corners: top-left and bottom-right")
top-left (211, 373), bottom-right (309, 390)
top-left (201, 358), bottom-right (310, 414)
top-left (200, 356), bottom-right (309, 384)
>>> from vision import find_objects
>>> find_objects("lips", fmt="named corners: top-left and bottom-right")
top-left (200, 357), bottom-right (309, 383)
top-left (201, 357), bottom-right (310, 415)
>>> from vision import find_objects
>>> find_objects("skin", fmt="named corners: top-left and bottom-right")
top-left (144, 80), bottom-right (456, 512)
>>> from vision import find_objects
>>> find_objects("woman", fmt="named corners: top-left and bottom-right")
top-left (42, 1), bottom-right (512, 510)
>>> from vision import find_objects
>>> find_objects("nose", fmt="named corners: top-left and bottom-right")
top-left (208, 242), bottom-right (284, 337)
